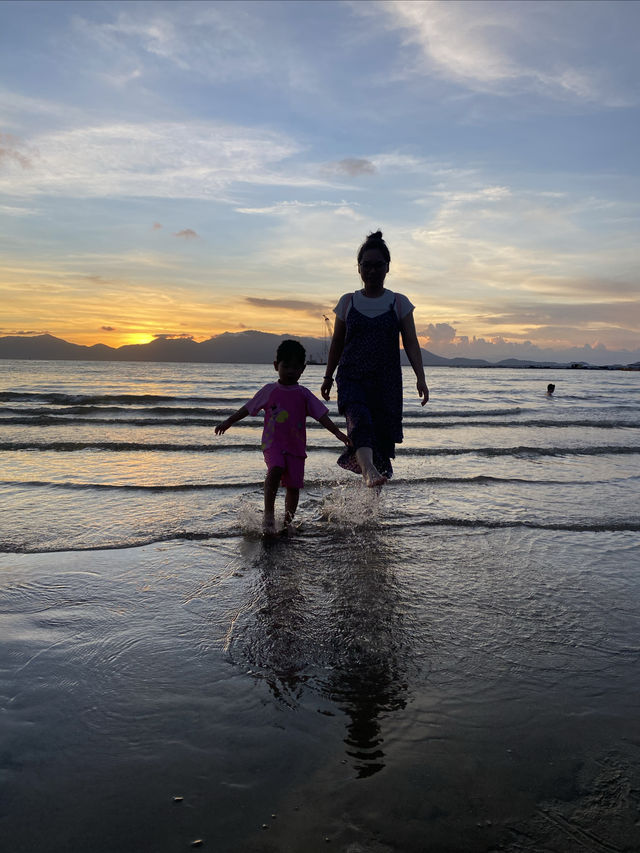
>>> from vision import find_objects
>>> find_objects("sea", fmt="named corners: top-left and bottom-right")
top-left (1, 359), bottom-right (639, 852)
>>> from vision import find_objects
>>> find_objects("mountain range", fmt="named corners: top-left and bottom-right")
top-left (0, 332), bottom-right (636, 369)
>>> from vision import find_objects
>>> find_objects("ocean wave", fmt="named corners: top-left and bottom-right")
top-left (405, 407), bottom-right (524, 418)
top-left (0, 405), bottom-right (236, 417)
top-left (0, 529), bottom-right (239, 555)
top-left (0, 441), bottom-right (250, 452)
top-left (386, 518), bottom-right (640, 533)
top-left (3, 412), bottom-right (636, 430)
top-left (402, 418), bottom-right (639, 429)
top-left (1, 479), bottom-right (262, 492)
top-left (2, 441), bottom-right (638, 457)
top-left (0, 391), bottom-right (224, 405)
top-left (0, 415), bottom-right (247, 426)
top-left (3, 517), bottom-right (639, 554)
top-left (3, 472), bottom-right (634, 495)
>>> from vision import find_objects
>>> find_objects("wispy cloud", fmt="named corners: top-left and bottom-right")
top-left (236, 200), bottom-right (360, 218)
top-left (375, 0), bottom-right (639, 106)
top-left (71, 2), bottom-right (324, 95)
top-left (174, 229), bottom-right (198, 240)
top-left (246, 297), bottom-right (326, 317)
top-left (0, 132), bottom-right (33, 169)
top-left (0, 121), bottom-right (310, 199)
top-left (323, 158), bottom-right (377, 177)
top-left (73, 5), bottom-right (269, 81)
top-left (0, 203), bottom-right (38, 217)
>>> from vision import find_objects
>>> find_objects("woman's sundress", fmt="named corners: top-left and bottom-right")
top-left (336, 293), bottom-right (403, 478)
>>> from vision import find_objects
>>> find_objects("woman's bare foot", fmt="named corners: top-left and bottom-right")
top-left (356, 447), bottom-right (387, 488)
top-left (363, 467), bottom-right (387, 488)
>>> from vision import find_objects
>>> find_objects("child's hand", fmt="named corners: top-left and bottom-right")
top-left (215, 421), bottom-right (230, 435)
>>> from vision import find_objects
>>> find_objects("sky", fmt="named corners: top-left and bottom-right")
top-left (1, 0), bottom-right (639, 365)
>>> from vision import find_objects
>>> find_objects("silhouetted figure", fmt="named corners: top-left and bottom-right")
top-left (321, 230), bottom-right (429, 487)
top-left (216, 339), bottom-right (350, 535)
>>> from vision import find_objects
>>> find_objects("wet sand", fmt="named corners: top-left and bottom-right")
top-left (1, 530), bottom-right (639, 852)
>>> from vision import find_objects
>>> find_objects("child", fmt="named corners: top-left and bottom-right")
top-left (215, 339), bottom-right (351, 535)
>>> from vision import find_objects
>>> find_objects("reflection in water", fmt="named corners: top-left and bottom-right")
top-left (229, 523), bottom-right (413, 778)
top-left (323, 535), bottom-right (408, 777)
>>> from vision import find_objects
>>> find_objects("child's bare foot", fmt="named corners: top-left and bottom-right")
top-left (262, 513), bottom-right (277, 537)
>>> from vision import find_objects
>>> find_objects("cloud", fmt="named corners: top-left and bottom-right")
top-left (101, 325), bottom-right (116, 332)
top-left (152, 222), bottom-right (163, 230)
top-left (0, 87), bottom-right (82, 127)
top-left (236, 200), bottom-right (360, 218)
top-left (0, 121), bottom-right (312, 199)
top-left (375, 0), bottom-right (638, 106)
top-left (246, 297), bottom-right (326, 316)
top-left (414, 328), bottom-right (640, 365)
top-left (74, 5), bottom-right (269, 81)
top-left (0, 132), bottom-right (33, 169)
top-left (153, 333), bottom-right (194, 340)
top-left (418, 322), bottom-right (457, 344)
top-left (0, 203), bottom-right (37, 217)
top-left (99, 68), bottom-right (143, 88)
top-left (72, 3), bottom-right (323, 96)
top-left (324, 158), bottom-right (377, 177)
top-left (174, 228), bottom-right (199, 240)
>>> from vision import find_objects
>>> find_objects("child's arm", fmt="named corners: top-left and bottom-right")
top-left (215, 405), bottom-right (249, 434)
top-left (318, 413), bottom-right (351, 446)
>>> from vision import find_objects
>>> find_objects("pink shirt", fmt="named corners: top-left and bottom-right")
top-left (246, 382), bottom-right (329, 458)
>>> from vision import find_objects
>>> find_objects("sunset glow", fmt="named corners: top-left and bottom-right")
top-left (1, 0), bottom-right (639, 364)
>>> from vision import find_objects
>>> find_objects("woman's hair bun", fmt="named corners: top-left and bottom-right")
top-left (357, 229), bottom-right (390, 263)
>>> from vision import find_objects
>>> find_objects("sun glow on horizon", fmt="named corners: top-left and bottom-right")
top-left (124, 333), bottom-right (156, 347)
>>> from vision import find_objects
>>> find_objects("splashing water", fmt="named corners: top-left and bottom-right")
top-left (319, 481), bottom-right (384, 529)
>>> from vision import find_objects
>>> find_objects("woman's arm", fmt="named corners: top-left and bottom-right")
top-left (320, 316), bottom-right (346, 401)
top-left (400, 311), bottom-right (429, 406)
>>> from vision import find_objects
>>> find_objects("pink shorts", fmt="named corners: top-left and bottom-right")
top-left (263, 449), bottom-right (305, 489)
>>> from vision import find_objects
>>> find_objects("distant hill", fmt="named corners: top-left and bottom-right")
top-left (1, 332), bottom-right (637, 369)
top-left (0, 331), bottom-right (452, 366)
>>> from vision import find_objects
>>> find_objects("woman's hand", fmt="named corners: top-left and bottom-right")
top-left (321, 377), bottom-right (333, 401)
top-left (416, 377), bottom-right (429, 406)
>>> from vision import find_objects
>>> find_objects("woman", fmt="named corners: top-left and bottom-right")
top-left (321, 231), bottom-right (429, 486)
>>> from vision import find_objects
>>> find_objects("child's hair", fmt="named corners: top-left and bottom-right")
top-left (276, 339), bottom-right (306, 364)
top-left (357, 230), bottom-right (391, 264)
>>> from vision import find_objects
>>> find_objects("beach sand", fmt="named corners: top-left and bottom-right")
top-left (1, 530), bottom-right (639, 852)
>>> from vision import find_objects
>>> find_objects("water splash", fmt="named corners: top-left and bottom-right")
top-left (318, 481), bottom-right (384, 529)
top-left (236, 494), bottom-right (266, 536)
